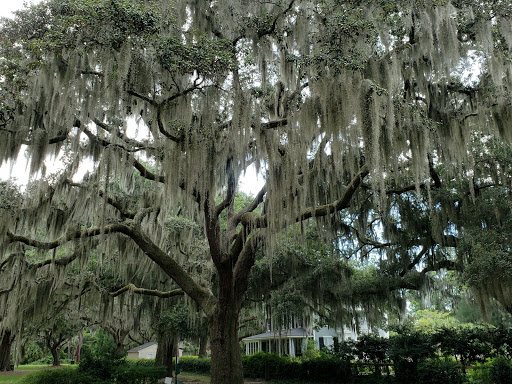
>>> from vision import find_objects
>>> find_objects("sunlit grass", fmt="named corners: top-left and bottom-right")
top-left (0, 374), bottom-right (25, 384)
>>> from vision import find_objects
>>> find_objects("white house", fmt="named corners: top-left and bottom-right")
top-left (242, 318), bottom-right (388, 357)
top-left (127, 342), bottom-right (185, 359)
top-left (127, 342), bottom-right (158, 359)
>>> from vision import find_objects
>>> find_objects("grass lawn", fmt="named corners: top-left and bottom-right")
top-left (0, 365), bottom-right (71, 384)
top-left (0, 374), bottom-right (25, 384)
top-left (14, 366), bottom-right (54, 371)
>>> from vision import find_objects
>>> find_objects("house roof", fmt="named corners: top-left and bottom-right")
top-left (242, 327), bottom-right (309, 341)
top-left (127, 341), bottom-right (157, 353)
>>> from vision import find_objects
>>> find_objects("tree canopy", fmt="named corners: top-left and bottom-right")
top-left (0, 0), bottom-right (511, 382)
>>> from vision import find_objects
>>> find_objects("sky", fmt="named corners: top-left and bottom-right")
top-left (1, 0), bottom-right (38, 18)
top-left (0, 1), bottom-right (42, 185)
top-left (0, 0), bottom-right (264, 194)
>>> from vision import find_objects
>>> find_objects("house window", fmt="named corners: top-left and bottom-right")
top-left (146, 354), bottom-right (153, 359)
top-left (319, 337), bottom-right (325, 351)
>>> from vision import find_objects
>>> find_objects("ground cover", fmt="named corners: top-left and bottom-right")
top-left (0, 377), bottom-right (23, 384)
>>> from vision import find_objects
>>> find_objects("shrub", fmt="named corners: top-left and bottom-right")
top-left (302, 338), bottom-right (321, 360)
top-left (113, 365), bottom-right (167, 384)
top-left (355, 334), bottom-right (388, 363)
top-left (489, 356), bottom-right (512, 384)
top-left (300, 356), bottom-right (352, 383)
top-left (20, 367), bottom-right (107, 384)
top-left (416, 358), bottom-right (465, 384)
top-left (126, 358), bottom-right (158, 368)
top-left (242, 353), bottom-right (292, 380)
top-left (331, 338), bottom-right (356, 361)
top-left (179, 356), bottom-right (211, 374)
top-left (78, 339), bottom-right (125, 381)
top-left (21, 343), bottom-right (45, 365)
top-left (242, 353), bottom-right (353, 383)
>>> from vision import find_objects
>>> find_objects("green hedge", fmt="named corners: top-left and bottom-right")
top-left (180, 353), bottom-right (353, 383)
top-left (20, 365), bottom-right (167, 384)
top-left (470, 356), bottom-right (512, 384)
top-left (113, 365), bottom-right (167, 384)
top-left (242, 353), bottom-right (296, 380)
top-left (178, 356), bottom-right (211, 374)
top-left (20, 367), bottom-right (107, 384)
top-left (416, 358), bottom-right (465, 384)
top-left (300, 356), bottom-right (352, 383)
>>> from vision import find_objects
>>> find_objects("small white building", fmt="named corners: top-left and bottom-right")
top-left (127, 342), bottom-right (185, 359)
top-left (127, 342), bottom-right (158, 359)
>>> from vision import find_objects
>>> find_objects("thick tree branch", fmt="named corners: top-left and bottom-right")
top-left (28, 249), bottom-right (84, 270)
top-left (204, 196), bottom-right (224, 268)
top-left (400, 246), bottom-right (429, 277)
top-left (8, 221), bottom-right (216, 315)
top-left (295, 164), bottom-right (369, 222)
top-left (240, 165), bottom-right (369, 229)
top-left (7, 223), bottom-right (126, 250)
top-left (421, 259), bottom-right (461, 274)
top-left (233, 232), bottom-right (264, 308)
top-left (227, 185), bottom-right (267, 246)
top-left (99, 283), bottom-right (183, 298)
top-left (119, 223), bottom-right (216, 316)
top-left (65, 180), bottom-right (136, 219)
top-left (215, 158), bottom-right (237, 218)
top-left (92, 118), bottom-right (156, 151)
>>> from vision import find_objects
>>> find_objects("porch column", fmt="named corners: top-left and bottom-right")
top-left (289, 338), bottom-right (295, 357)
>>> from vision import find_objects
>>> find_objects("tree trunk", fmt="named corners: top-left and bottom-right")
top-left (76, 332), bottom-right (82, 364)
top-left (0, 330), bottom-right (14, 371)
top-left (198, 332), bottom-right (208, 358)
top-left (107, 328), bottom-right (129, 357)
top-left (116, 341), bottom-right (125, 357)
top-left (155, 336), bottom-right (174, 377)
top-left (208, 299), bottom-right (244, 384)
top-left (50, 347), bottom-right (60, 366)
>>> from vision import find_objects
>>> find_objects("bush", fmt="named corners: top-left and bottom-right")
top-left (300, 356), bottom-right (352, 383)
top-left (489, 356), bottom-right (512, 384)
top-left (20, 367), bottom-right (107, 384)
top-left (179, 356), bottom-right (211, 374)
top-left (416, 358), bottom-right (465, 384)
top-left (21, 343), bottom-right (45, 365)
top-left (19, 365), bottom-right (166, 384)
top-left (78, 338), bottom-right (125, 380)
top-left (242, 353), bottom-right (292, 380)
top-left (113, 365), bottom-right (167, 384)
top-left (242, 353), bottom-right (353, 383)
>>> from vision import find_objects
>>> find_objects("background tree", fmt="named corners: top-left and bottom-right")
top-left (0, 0), bottom-right (511, 383)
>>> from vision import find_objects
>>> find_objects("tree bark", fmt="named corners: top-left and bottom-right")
top-left (208, 283), bottom-right (244, 384)
top-left (76, 332), bottom-right (82, 364)
top-left (198, 332), bottom-right (208, 358)
top-left (50, 347), bottom-right (60, 366)
top-left (0, 330), bottom-right (14, 371)
top-left (113, 329), bottom-right (129, 357)
top-left (155, 335), bottom-right (174, 377)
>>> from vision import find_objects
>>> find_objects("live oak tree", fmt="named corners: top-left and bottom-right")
top-left (0, 0), bottom-right (511, 382)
